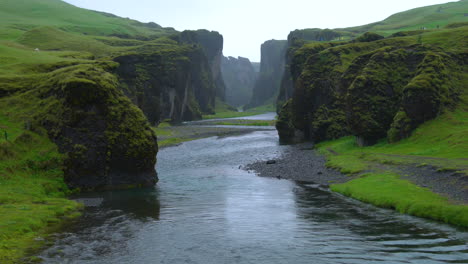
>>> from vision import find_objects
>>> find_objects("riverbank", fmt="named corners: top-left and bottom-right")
top-left (246, 108), bottom-right (468, 227)
top-left (154, 113), bottom-right (276, 148)
top-left (0, 116), bottom-right (82, 263)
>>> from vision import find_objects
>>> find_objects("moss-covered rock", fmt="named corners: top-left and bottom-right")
top-left (276, 32), bottom-right (464, 145)
top-left (2, 63), bottom-right (158, 190)
top-left (247, 39), bottom-right (288, 109)
top-left (387, 110), bottom-right (412, 143)
top-left (276, 99), bottom-right (303, 144)
top-left (179, 30), bottom-right (226, 101)
top-left (114, 40), bottom-right (216, 124)
top-left (354, 32), bottom-right (384, 43)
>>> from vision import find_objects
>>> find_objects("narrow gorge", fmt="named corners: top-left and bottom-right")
top-left (0, 0), bottom-right (467, 263)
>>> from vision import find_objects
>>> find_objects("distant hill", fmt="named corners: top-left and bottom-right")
top-left (340, 0), bottom-right (468, 35)
top-left (0, 0), bottom-right (175, 40)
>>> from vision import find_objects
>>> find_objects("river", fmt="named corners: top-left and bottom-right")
top-left (38, 118), bottom-right (468, 263)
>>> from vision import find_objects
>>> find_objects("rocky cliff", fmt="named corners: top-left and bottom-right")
top-left (221, 56), bottom-right (257, 107)
top-left (276, 30), bottom-right (466, 145)
top-left (114, 38), bottom-right (216, 124)
top-left (180, 30), bottom-right (226, 101)
top-left (246, 40), bottom-right (287, 108)
top-left (278, 29), bottom-right (345, 112)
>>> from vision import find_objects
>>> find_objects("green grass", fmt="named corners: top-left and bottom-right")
top-left (157, 137), bottom-right (199, 148)
top-left (340, 1), bottom-right (468, 36)
top-left (209, 120), bottom-right (276, 126)
top-left (0, 0), bottom-right (174, 39)
top-left (152, 122), bottom-right (199, 147)
top-left (0, 115), bottom-right (81, 263)
top-left (203, 99), bottom-right (276, 119)
top-left (316, 105), bottom-right (468, 174)
top-left (315, 103), bottom-right (468, 226)
top-left (332, 172), bottom-right (468, 227)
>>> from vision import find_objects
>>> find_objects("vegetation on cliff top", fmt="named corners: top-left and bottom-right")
top-left (340, 0), bottom-right (468, 36)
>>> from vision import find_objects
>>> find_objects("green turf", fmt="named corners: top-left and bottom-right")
top-left (203, 98), bottom-right (275, 119)
top-left (332, 172), bottom-right (468, 227)
top-left (315, 100), bottom-right (468, 225)
top-left (317, 104), bottom-right (468, 175)
top-left (0, 115), bottom-right (81, 263)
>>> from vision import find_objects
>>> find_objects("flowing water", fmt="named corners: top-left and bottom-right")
top-left (39, 124), bottom-right (468, 263)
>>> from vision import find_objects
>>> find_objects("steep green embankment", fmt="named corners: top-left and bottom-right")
top-left (0, 0), bottom-right (225, 262)
top-left (276, 0), bottom-right (468, 226)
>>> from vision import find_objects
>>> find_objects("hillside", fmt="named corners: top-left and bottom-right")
top-left (340, 0), bottom-right (468, 35)
top-left (0, 0), bottom-right (175, 40)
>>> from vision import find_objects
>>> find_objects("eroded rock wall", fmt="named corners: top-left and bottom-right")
top-left (276, 35), bottom-right (464, 145)
top-left (221, 56), bottom-right (257, 107)
top-left (247, 39), bottom-right (287, 108)
top-left (15, 62), bottom-right (159, 190)
top-left (180, 30), bottom-right (226, 101)
top-left (114, 39), bottom-right (216, 124)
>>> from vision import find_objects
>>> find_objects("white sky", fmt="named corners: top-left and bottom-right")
top-left (63, 0), bottom-right (453, 62)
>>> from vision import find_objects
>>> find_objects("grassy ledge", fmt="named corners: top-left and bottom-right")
top-left (316, 105), bottom-right (468, 227)
top-left (0, 115), bottom-right (82, 263)
top-left (202, 99), bottom-right (275, 119)
top-left (152, 122), bottom-right (199, 148)
top-left (332, 172), bottom-right (468, 227)
top-left (207, 120), bottom-right (276, 126)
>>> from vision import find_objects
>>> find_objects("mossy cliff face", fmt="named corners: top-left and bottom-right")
top-left (0, 63), bottom-right (158, 190)
top-left (221, 56), bottom-right (257, 107)
top-left (114, 39), bottom-right (216, 124)
top-left (180, 30), bottom-right (226, 100)
top-left (277, 34), bottom-right (464, 145)
top-left (277, 30), bottom-right (343, 112)
top-left (247, 39), bottom-right (287, 108)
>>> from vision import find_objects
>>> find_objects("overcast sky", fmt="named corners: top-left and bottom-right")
top-left (63, 0), bottom-right (452, 62)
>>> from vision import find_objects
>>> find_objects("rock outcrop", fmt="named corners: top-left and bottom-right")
top-left (278, 29), bottom-right (344, 112)
top-left (221, 56), bottom-right (257, 107)
top-left (179, 30), bottom-right (226, 101)
top-left (276, 33), bottom-right (464, 145)
top-left (114, 38), bottom-right (216, 124)
top-left (5, 62), bottom-right (159, 190)
top-left (246, 39), bottom-right (287, 108)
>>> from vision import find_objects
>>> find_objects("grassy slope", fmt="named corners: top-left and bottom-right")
top-left (340, 0), bottom-right (468, 35)
top-left (0, 115), bottom-right (81, 263)
top-left (0, 0), bottom-right (172, 38)
top-left (294, 3), bottom-right (468, 226)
